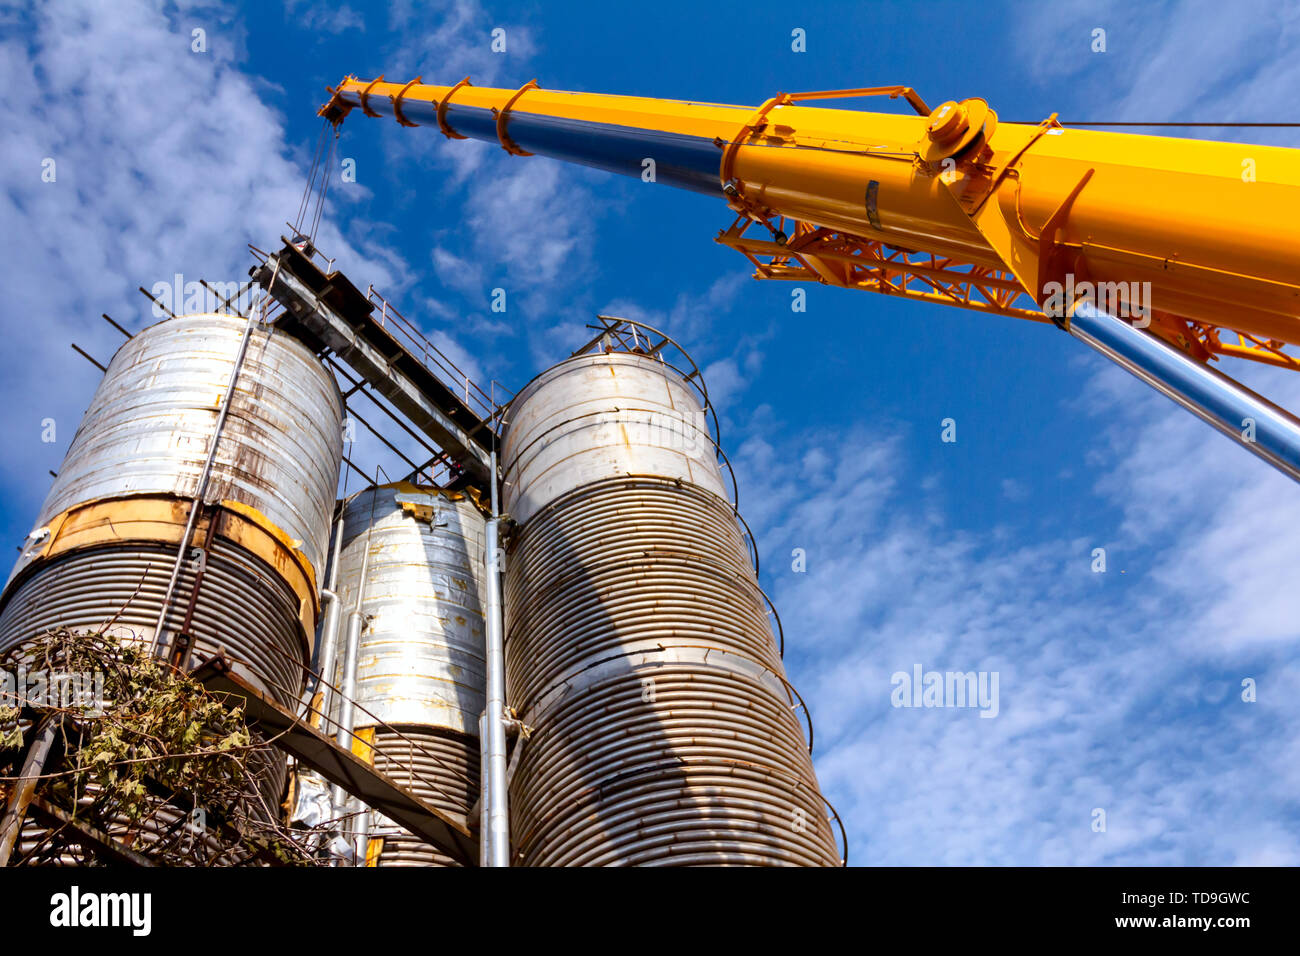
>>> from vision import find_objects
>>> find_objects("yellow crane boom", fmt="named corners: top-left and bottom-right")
top-left (319, 75), bottom-right (1300, 480)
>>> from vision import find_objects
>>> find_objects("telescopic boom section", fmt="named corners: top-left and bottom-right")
top-left (320, 76), bottom-right (1300, 482)
top-left (321, 74), bottom-right (1300, 372)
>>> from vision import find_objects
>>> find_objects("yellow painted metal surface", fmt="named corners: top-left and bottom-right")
top-left (19, 494), bottom-right (320, 635)
top-left (325, 75), bottom-right (1300, 371)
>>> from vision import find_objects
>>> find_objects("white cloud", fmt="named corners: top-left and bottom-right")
top-left (734, 384), bottom-right (1300, 863)
top-left (722, 0), bottom-right (1300, 865)
top-left (1021, 0), bottom-right (1300, 147)
top-left (284, 1), bottom-right (365, 35)
top-left (0, 0), bottom-right (407, 541)
top-left (604, 272), bottom-right (749, 347)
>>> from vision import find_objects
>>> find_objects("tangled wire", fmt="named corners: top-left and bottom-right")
top-left (0, 628), bottom-right (320, 866)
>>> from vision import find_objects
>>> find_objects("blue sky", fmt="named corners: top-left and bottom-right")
top-left (2, 0), bottom-right (1299, 864)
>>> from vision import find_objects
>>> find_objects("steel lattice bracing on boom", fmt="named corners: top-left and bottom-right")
top-left (319, 76), bottom-right (1300, 370)
top-left (318, 75), bottom-right (1300, 482)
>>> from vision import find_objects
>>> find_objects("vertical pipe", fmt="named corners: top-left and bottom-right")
top-left (482, 450), bottom-right (510, 867)
top-left (332, 506), bottom-right (374, 863)
top-left (0, 720), bottom-right (58, 866)
top-left (313, 514), bottom-right (347, 719)
top-left (312, 591), bottom-right (338, 708)
top-left (1067, 301), bottom-right (1300, 483)
top-left (329, 609), bottom-right (363, 863)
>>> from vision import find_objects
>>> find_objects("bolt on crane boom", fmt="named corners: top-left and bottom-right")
top-left (319, 75), bottom-right (1300, 481)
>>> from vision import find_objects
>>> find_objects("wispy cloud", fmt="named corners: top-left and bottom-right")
top-left (0, 0), bottom-right (407, 538)
top-left (734, 375), bottom-right (1300, 863)
top-left (722, 1), bottom-right (1300, 864)
top-left (1020, 0), bottom-right (1300, 146)
top-left (283, 0), bottom-right (365, 35)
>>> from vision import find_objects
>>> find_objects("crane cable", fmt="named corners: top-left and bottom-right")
top-left (292, 118), bottom-right (339, 244)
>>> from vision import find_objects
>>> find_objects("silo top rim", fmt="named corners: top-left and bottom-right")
top-left (337, 481), bottom-right (489, 515)
top-left (504, 315), bottom-right (719, 443)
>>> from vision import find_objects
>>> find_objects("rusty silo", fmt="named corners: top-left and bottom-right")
top-left (0, 312), bottom-right (343, 855)
top-left (500, 324), bottom-right (841, 866)
top-left (323, 483), bottom-right (487, 866)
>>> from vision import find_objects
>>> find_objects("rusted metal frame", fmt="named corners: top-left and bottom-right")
top-left (191, 656), bottom-right (477, 864)
top-left (571, 321), bottom-right (622, 356)
top-left (199, 278), bottom-right (258, 317)
top-left (341, 453), bottom-right (371, 486)
top-left (102, 313), bottom-right (132, 339)
top-left (171, 503), bottom-right (220, 672)
top-left (136, 775), bottom-right (287, 866)
top-left (69, 343), bottom-right (106, 372)
top-left (211, 652), bottom-right (471, 813)
top-left (436, 76), bottom-right (472, 139)
top-left (400, 450), bottom-right (460, 486)
top-left (363, 287), bottom-right (496, 418)
top-left (390, 76), bottom-right (422, 127)
top-left (495, 79), bottom-right (539, 156)
top-left (25, 796), bottom-right (156, 867)
top-left (7, 812), bottom-right (70, 865)
top-left (133, 793), bottom-right (204, 860)
top-left (286, 656), bottom-right (477, 799)
top-left (137, 284), bottom-right (176, 318)
top-left (0, 718), bottom-right (59, 866)
top-left (260, 258), bottom-right (491, 481)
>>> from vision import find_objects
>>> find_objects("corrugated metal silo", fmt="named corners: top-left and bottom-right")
top-left (0, 313), bottom-right (343, 859)
top-left (325, 483), bottom-right (487, 866)
top-left (501, 343), bottom-right (841, 866)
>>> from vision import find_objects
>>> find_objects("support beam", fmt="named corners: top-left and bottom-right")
top-left (25, 796), bottom-right (156, 867)
top-left (253, 244), bottom-right (492, 485)
top-left (0, 720), bottom-right (57, 866)
top-left (191, 655), bottom-right (477, 866)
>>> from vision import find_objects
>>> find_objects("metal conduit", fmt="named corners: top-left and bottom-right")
top-left (1068, 301), bottom-right (1300, 483)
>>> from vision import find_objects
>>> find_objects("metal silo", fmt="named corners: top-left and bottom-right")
top-left (500, 326), bottom-right (841, 866)
top-left (324, 483), bottom-right (486, 866)
top-left (0, 312), bottom-right (342, 860)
